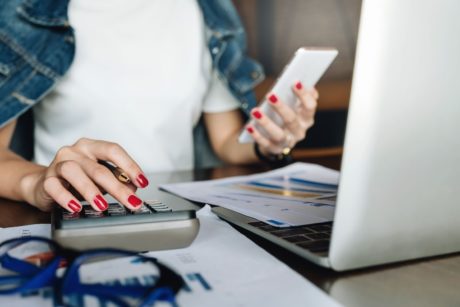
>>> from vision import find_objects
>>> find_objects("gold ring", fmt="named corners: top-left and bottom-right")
top-left (282, 132), bottom-right (294, 155)
top-left (282, 147), bottom-right (292, 155)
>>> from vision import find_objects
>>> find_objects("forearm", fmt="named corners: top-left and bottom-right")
top-left (204, 110), bottom-right (262, 165)
top-left (215, 130), bottom-right (259, 165)
top-left (0, 148), bottom-right (45, 202)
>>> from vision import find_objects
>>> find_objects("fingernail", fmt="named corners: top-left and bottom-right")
top-left (68, 200), bottom-right (81, 212)
top-left (247, 126), bottom-right (254, 134)
top-left (268, 94), bottom-right (278, 103)
top-left (128, 195), bottom-right (142, 207)
top-left (136, 174), bottom-right (149, 188)
top-left (252, 110), bottom-right (262, 119)
top-left (94, 194), bottom-right (108, 211)
top-left (295, 81), bottom-right (303, 90)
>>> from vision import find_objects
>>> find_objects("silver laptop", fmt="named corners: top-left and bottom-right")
top-left (212, 0), bottom-right (460, 271)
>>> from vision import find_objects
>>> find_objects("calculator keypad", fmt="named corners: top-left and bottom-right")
top-left (61, 200), bottom-right (172, 220)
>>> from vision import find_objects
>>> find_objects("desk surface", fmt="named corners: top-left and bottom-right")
top-left (1, 157), bottom-right (458, 307)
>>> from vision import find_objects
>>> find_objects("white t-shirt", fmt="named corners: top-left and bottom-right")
top-left (33, 0), bottom-right (239, 172)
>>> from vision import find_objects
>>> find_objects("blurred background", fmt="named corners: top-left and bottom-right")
top-left (234, 0), bottom-right (362, 160)
top-left (10, 0), bottom-right (363, 166)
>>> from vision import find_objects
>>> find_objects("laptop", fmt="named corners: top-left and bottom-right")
top-left (212, 0), bottom-right (460, 271)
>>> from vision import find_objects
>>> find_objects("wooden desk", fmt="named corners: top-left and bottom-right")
top-left (1, 158), bottom-right (459, 307)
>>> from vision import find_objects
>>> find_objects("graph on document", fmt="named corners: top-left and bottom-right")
top-left (161, 163), bottom-right (340, 227)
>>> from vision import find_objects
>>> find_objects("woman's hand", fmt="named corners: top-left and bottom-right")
top-left (20, 138), bottom-right (149, 213)
top-left (246, 81), bottom-right (318, 156)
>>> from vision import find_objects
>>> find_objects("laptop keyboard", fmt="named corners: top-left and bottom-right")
top-left (247, 221), bottom-right (332, 254)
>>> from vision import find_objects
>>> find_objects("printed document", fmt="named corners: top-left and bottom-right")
top-left (161, 162), bottom-right (340, 227)
top-left (0, 206), bottom-right (341, 306)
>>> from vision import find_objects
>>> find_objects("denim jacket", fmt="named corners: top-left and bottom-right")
top-left (0, 0), bottom-right (264, 129)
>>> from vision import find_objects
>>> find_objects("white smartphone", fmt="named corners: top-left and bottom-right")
top-left (238, 47), bottom-right (338, 143)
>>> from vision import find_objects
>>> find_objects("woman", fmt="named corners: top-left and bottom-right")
top-left (0, 0), bottom-right (318, 213)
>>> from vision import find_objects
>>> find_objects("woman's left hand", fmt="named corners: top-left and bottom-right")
top-left (246, 81), bottom-right (318, 156)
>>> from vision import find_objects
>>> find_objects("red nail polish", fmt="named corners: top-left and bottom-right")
top-left (252, 110), bottom-right (262, 119)
top-left (68, 200), bottom-right (81, 212)
top-left (268, 94), bottom-right (278, 103)
top-left (128, 195), bottom-right (142, 207)
top-left (247, 126), bottom-right (254, 134)
top-left (136, 174), bottom-right (149, 188)
top-left (94, 195), bottom-right (108, 211)
top-left (295, 82), bottom-right (303, 90)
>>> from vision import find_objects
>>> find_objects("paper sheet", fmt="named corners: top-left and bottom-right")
top-left (0, 206), bottom-right (341, 307)
top-left (0, 223), bottom-right (51, 239)
top-left (161, 162), bottom-right (340, 227)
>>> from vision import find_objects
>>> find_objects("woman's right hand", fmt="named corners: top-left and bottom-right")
top-left (20, 138), bottom-right (149, 213)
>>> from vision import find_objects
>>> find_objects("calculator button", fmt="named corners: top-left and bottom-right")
top-left (108, 202), bottom-right (124, 209)
top-left (84, 207), bottom-right (107, 218)
top-left (144, 200), bottom-right (172, 212)
top-left (131, 205), bottom-right (152, 215)
top-left (62, 211), bottom-right (81, 220)
top-left (144, 200), bottom-right (163, 206)
top-left (107, 203), bottom-right (127, 216)
top-left (150, 206), bottom-right (172, 212)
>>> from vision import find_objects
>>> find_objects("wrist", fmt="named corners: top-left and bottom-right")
top-left (254, 143), bottom-right (293, 167)
top-left (18, 168), bottom-right (45, 204)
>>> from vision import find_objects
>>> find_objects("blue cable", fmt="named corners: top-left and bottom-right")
top-left (0, 256), bottom-right (62, 295)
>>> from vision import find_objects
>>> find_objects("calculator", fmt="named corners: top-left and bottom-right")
top-left (52, 200), bottom-right (200, 252)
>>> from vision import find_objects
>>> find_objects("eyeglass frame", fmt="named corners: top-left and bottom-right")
top-left (0, 236), bottom-right (184, 307)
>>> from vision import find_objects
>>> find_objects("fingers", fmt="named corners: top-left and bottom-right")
top-left (73, 138), bottom-right (149, 189)
top-left (54, 160), bottom-right (108, 212)
top-left (249, 103), bottom-right (297, 154)
top-left (79, 158), bottom-right (143, 210)
top-left (245, 125), bottom-right (282, 154)
top-left (293, 82), bottom-right (317, 129)
top-left (250, 108), bottom-right (286, 143)
top-left (249, 93), bottom-right (302, 148)
top-left (43, 176), bottom-right (82, 213)
top-left (265, 93), bottom-right (304, 139)
top-left (53, 158), bottom-right (142, 212)
top-left (36, 138), bottom-right (147, 212)
top-left (248, 81), bottom-right (319, 155)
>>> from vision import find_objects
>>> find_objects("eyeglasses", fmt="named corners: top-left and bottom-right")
top-left (0, 236), bottom-right (184, 306)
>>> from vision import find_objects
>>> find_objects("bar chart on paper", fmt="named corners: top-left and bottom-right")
top-left (161, 162), bottom-right (340, 227)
